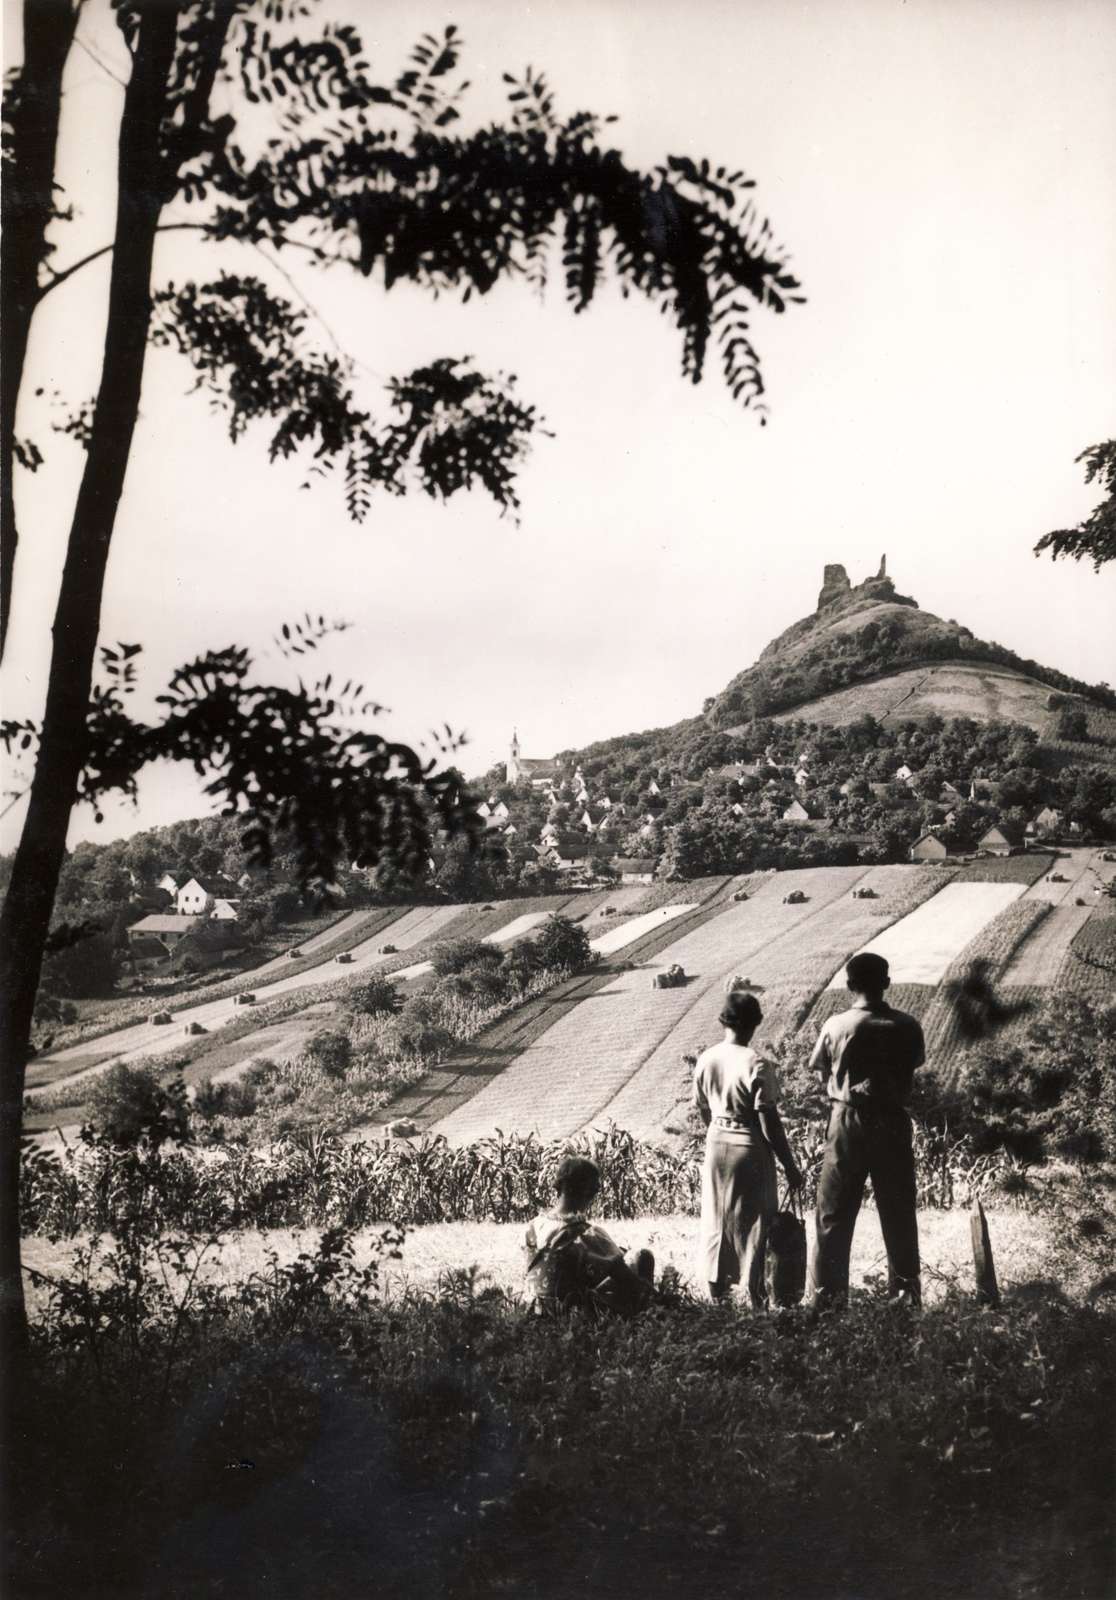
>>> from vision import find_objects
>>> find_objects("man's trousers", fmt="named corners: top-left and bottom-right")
top-left (808, 1100), bottom-right (921, 1305)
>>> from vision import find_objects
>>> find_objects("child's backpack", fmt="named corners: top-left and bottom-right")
top-left (525, 1218), bottom-right (594, 1309)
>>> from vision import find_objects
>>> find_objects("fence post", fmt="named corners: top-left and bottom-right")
top-left (971, 1197), bottom-right (1000, 1308)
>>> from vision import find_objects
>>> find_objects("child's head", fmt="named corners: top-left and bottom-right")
top-left (554, 1156), bottom-right (601, 1211)
top-left (845, 951), bottom-right (890, 1000)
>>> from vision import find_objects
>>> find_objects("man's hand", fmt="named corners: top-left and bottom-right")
top-left (783, 1162), bottom-right (804, 1192)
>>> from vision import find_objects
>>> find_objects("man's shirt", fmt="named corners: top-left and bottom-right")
top-left (810, 999), bottom-right (925, 1105)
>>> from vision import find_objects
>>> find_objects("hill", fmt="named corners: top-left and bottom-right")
top-left (708, 556), bottom-right (1114, 729)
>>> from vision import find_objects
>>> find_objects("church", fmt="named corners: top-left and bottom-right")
top-left (506, 732), bottom-right (561, 788)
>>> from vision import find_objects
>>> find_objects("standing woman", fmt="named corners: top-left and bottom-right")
top-left (692, 990), bottom-right (803, 1303)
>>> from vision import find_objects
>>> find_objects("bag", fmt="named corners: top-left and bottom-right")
top-left (765, 1188), bottom-right (807, 1307)
top-left (525, 1218), bottom-right (594, 1309)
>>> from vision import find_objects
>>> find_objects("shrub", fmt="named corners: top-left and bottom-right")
top-left (530, 914), bottom-right (594, 973)
top-left (87, 1063), bottom-right (190, 1149)
top-left (302, 1031), bottom-right (352, 1080)
top-left (350, 973), bottom-right (402, 1016)
top-left (962, 994), bottom-right (1116, 1163)
top-left (430, 938), bottom-right (504, 977)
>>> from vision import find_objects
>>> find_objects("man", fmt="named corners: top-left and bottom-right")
top-left (808, 952), bottom-right (925, 1308)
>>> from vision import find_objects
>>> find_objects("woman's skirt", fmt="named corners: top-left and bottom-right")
top-left (698, 1127), bottom-right (778, 1303)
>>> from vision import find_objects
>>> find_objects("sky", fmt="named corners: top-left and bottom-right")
top-left (3, 0), bottom-right (1115, 851)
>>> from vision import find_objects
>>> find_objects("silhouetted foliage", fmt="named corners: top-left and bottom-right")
top-left (1034, 440), bottom-right (1116, 571)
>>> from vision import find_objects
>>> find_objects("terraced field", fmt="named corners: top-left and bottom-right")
top-left (432, 865), bottom-right (958, 1145)
top-left (1001, 850), bottom-right (1114, 985)
top-left (825, 881), bottom-right (1027, 986)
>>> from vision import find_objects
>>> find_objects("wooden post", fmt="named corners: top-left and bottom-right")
top-left (971, 1197), bottom-right (1000, 1308)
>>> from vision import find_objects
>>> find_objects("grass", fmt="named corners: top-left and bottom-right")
top-left (13, 1200), bottom-right (1114, 1600)
top-left (18, 1205), bottom-right (1058, 1320)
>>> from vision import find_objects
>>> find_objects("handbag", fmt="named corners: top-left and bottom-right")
top-left (765, 1186), bottom-right (807, 1307)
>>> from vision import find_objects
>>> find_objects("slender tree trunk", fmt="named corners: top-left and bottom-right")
top-left (0, 0), bottom-right (180, 1362)
top-left (0, 0), bottom-right (80, 659)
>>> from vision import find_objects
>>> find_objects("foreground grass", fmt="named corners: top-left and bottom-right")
top-left (12, 1233), bottom-right (1113, 1600)
top-left (20, 1205), bottom-right (1060, 1317)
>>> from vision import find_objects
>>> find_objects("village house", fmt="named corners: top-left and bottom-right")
top-left (794, 768), bottom-right (810, 788)
top-left (1028, 806), bottom-right (1063, 838)
top-left (909, 832), bottom-right (948, 862)
top-left (782, 799), bottom-right (811, 824)
top-left (127, 914), bottom-right (202, 956)
top-left (894, 764), bottom-right (914, 783)
top-left (175, 874), bottom-right (241, 917)
top-left (610, 857), bottom-right (658, 885)
top-left (977, 823), bottom-right (1024, 856)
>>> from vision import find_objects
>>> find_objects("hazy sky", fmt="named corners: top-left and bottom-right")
top-left (3, 0), bottom-right (1115, 850)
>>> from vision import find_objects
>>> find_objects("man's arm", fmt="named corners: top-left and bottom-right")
top-left (808, 1025), bottom-right (832, 1081)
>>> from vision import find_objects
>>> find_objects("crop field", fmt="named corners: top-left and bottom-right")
top-left (589, 902), bottom-right (699, 955)
top-left (827, 881), bottom-right (1027, 986)
top-left (917, 900), bottom-right (1053, 1083)
top-left (1062, 897), bottom-right (1116, 1005)
top-left (432, 866), bottom-right (894, 1144)
top-left (599, 865), bottom-right (949, 1138)
top-left (953, 854), bottom-right (1053, 886)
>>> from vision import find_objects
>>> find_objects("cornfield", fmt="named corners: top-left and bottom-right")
top-left (20, 1111), bottom-right (1001, 1240)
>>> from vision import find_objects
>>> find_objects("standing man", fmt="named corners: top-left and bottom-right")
top-left (808, 952), bottom-right (925, 1308)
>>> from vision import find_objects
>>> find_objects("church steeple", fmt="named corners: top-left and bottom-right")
top-left (507, 730), bottom-right (521, 785)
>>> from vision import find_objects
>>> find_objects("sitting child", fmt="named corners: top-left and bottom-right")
top-left (524, 1156), bottom-right (655, 1315)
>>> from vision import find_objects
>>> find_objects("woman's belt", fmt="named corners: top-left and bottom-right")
top-left (712, 1114), bottom-right (758, 1131)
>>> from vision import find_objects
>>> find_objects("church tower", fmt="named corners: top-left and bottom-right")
top-left (506, 730), bottom-right (521, 785)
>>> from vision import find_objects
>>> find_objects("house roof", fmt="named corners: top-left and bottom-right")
top-left (782, 800), bottom-right (810, 821)
top-left (911, 832), bottom-right (945, 848)
top-left (612, 857), bottom-right (658, 873)
top-left (180, 874), bottom-right (240, 897)
top-left (129, 914), bottom-right (202, 933)
top-left (978, 822), bottom-right (1024, 846)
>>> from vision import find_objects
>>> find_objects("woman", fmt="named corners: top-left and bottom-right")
top-left (692, 989), bottom-right (803, 1304)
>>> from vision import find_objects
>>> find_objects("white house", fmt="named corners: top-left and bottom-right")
top-left (175, 875), bottom-right (241, 917)
top-left (794, 768), bottom-right (810, 788)
top-left (895, 764), bottom-right (914, 783)
top-left (782, 799), bottom-right (810, 824)
top-left (611, 857), bottom-right (657, 885)
top-left (909, 832), bottom-right (948, 862)
top-left (648, 780), bottom-right (661, 797)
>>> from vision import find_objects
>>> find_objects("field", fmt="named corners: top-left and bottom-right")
top-left (600, 864), bottom-right (949, 1139)
top-left (773, 662), bottom-right (1076, 734)
top-left (429, 866), bottom-right (962, 1144)
top-left (826, 881), bottom-right (1028, 986)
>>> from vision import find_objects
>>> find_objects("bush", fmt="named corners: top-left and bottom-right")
top-left (530, 914), bottom-right (594, 973)
top-left (430, 938), bottom-right (504, 977)
top-left (87, 1063), bottom-right (190, 1149)
top-left (350, 973), bottom-right (402, 1016)
top-left (302, 1031), bottom-right (352, 1080)
top-left (962, 994), bottom-right (1116, 1163)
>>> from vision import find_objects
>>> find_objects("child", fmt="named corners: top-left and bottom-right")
top-left (524, 1156), bottom-right (655, 1315)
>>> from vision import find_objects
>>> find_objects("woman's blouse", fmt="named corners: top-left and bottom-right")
top-left (692, 1044), bottom-right (780, 1126)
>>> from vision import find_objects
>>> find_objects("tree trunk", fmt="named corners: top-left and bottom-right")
top-left (0, 0), bottom-right (80, 658)
top-left (0, 0), bottom-right (180, 1364)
